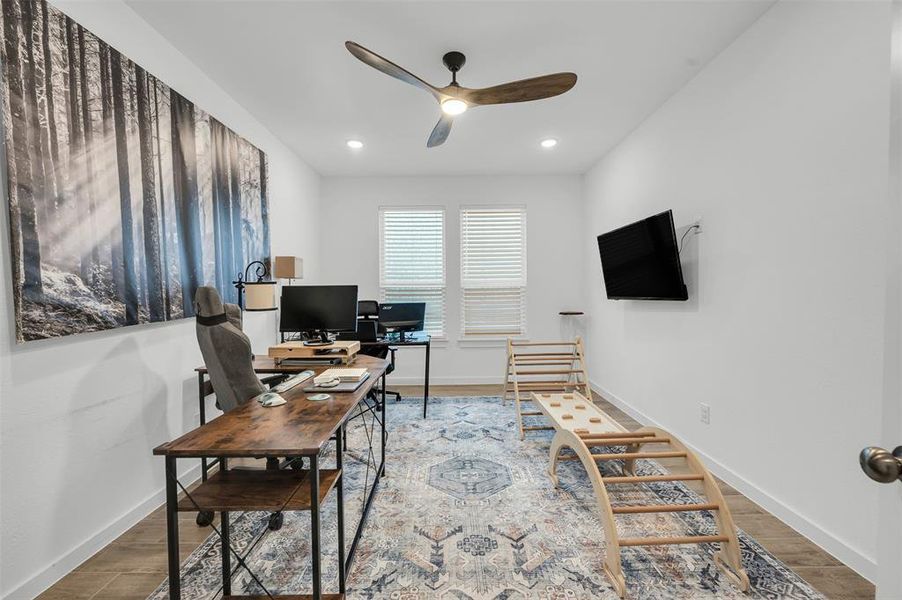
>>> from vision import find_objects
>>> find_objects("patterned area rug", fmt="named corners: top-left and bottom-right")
top-left (149, 396), bottom-right (824, 599)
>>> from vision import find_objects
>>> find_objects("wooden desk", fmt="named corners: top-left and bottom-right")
top-left (195, 357), bottom-right (389, 480)
top-left (360, 332), bottom-right (431, 418)
top-left (157, 355), bottom-right (389, 600)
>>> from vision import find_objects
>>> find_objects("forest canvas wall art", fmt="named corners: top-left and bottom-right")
top-left (1, 0), bottom-right (271, 342)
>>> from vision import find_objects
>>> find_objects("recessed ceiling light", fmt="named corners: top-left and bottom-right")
top-left (346, 139), bottom-right (364, 149)
top-left (540, 138), bottom-right (558, 149)
top-left (441, 99), bottom-right (468, 116)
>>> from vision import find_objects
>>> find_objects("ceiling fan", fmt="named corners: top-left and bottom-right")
top-left (345, 41), bottom-right (577, 148)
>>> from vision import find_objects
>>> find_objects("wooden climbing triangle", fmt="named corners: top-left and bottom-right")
top-left (504, 338), bottom-right (591, 440)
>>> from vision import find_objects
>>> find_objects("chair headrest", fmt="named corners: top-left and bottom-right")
top-left (195, 286), bottom-right (226, 325)
top-left (358, 300), bottom-right (379, 318)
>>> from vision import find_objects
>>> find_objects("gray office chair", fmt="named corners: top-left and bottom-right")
top-left (194, 286), bottom-right (286, 529)
top-left (195, 286), bottom-right (265, 412)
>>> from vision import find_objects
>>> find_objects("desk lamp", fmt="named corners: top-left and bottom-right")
top-left (233, 260), bottom-right (277, 311)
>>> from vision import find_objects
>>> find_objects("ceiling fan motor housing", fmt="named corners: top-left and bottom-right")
top-left (443, 51), bottom-right (466, 73)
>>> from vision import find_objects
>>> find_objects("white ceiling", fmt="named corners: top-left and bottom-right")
top-left (126, 0), bottom-right (773, 176)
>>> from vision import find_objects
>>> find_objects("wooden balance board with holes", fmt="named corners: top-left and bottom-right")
top-left (532, 391), bottom-right (750, 598)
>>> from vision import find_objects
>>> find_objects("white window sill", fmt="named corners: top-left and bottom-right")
top-left (457, 336), bottom-right (527, 348)
top-left (429, 336), bottom-right (450, 348)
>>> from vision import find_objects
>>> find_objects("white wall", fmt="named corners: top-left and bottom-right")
top-left (0, 2), bottom-right (320, 597)
top-left (319, 175), bottom-right (584, 384)
top-left (581, 0), bottom-right (890, 580)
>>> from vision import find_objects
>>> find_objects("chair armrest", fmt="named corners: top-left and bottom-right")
top-left (388, 347), bottom-right (398, 369)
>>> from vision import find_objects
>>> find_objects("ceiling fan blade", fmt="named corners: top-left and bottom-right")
top-left (345, 41), bottom-right (441, 100)
top-left (461, 72), bottom-right (577, 106)
top-left (427, 114), bottom-right (453, 148)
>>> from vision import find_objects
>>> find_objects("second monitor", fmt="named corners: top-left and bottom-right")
top-left (378, 302), bottom-right (426, 341)
top-left (280, 285), bottom-right (359, 345)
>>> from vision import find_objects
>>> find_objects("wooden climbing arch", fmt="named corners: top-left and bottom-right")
top-left (534, 391), bottom-right (750, 598)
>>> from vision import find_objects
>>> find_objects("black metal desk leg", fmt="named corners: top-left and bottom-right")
top-left (221, 511), bottom-right (231, 595)
top-left (165, 456), bottom-right (181, 600)
top-left (381, 373), bottom-right (387, 477)
top-left (423, 340), bottom-right (431, 418)
top-left (220, 457), bottom-right (230, 595)
top-left (198, 373), bottom-right (208, 481)
top-left (310, 454), bottom-right (322, 600)
top-left (336, 428), bottom-right (346, 593)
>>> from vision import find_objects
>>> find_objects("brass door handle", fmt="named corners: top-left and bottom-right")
top-left (860, 446), bottom-right (902, 483)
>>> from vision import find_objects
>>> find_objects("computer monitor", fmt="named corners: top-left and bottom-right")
top-left (378, 302), bottom-right (425, 340)
top-left (280, 285), bottom-right (358, 345)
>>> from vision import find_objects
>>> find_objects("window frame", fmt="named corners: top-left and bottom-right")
top-left (459, 204), bottom-right (528, 340)
top-left (378, 205), bottom-right (447, 339)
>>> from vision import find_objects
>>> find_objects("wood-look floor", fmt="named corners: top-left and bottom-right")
top-left (38, 385), bottom-right (875, 600)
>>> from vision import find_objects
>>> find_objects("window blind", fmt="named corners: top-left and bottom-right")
top-left (460, 206), bottom-right (527, 337)
top-left (379, 208), bottom-right (446, 337)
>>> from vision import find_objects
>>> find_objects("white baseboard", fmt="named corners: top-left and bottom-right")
top-left (3, 463), bottom-right (201, 600)
top-left (389, 375), bottom-right (503, 386)
top-left (590, 379), bottom-right (877, 583)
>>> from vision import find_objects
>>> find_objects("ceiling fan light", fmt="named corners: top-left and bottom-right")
top-left (441, 99), bottom-right (468, 116)
top-left (540, 138), bottom-right (558, 149)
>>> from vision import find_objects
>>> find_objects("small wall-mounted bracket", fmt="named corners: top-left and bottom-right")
top-left (679, 219), bottom-right (702, 254)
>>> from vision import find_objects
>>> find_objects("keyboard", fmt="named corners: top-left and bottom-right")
top-left (271, 371), bottom-right (314, 393)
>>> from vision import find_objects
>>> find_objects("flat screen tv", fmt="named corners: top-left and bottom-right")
top-left (596, 210), bottom-right (688, 300)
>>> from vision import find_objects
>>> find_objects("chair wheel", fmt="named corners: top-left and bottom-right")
top-left (290, 458), bottom-right (304, 471)
top-left (268, 512), bottom-right (284, 530)
top-left (196, 511), bottom-right (214, 527)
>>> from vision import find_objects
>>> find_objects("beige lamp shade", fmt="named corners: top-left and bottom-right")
top-left (274, 256), bottom-right (304, 279)
top-left (244, 281), bottom-right (278, 311)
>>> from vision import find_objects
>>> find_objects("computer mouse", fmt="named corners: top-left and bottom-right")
top-left (259, 392), bottom-right (287, 407)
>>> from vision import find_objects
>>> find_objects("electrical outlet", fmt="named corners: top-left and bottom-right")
top-left (700, 403), bottom-right (710, 425)
top-left (692, 217), bottom-right (703, 233)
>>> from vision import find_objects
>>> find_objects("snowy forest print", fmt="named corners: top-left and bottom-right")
top-left (1, 0), bottom-right (271, 342)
